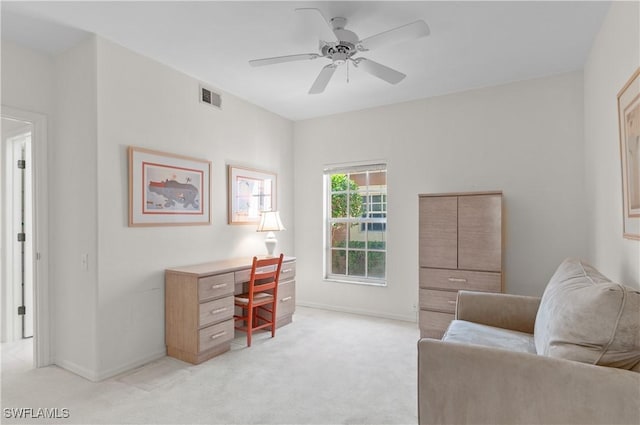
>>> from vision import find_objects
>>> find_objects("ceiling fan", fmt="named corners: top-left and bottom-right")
top-left (248, 8), bottom-right (430, 94)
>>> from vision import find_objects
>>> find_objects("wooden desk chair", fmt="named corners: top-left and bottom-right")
top-left (234, 254), bottom-right (284, 347)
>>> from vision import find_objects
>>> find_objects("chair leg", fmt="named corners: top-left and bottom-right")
top-left (271, 302), bottom-right (277, 338)
top-left (247, 304), bottom-right (253, 347)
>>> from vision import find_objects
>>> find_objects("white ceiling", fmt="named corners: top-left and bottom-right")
top-left (2, 1), bottom-right (610, 121)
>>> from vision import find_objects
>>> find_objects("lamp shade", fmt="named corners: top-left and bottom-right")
top-left (256, 211), bottom-right (285, 232)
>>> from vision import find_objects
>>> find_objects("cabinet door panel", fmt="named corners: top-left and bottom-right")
top-left (419, 196), bottom-right (457, 269)
top-left (458, 194), bottom-right (502, 272)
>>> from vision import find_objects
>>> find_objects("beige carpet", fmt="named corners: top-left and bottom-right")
top-left (1, 307), bottom-right (420, 424)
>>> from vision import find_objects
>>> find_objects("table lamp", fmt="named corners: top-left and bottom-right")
top-left (256, 211), bottom-right (285, 257)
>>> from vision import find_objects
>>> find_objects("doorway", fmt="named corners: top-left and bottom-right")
top-left (1, 107), bottom-right (50, 368)
top-left (2, 118), bottom-right (33, 340)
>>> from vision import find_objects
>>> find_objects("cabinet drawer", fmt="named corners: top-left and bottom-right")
top-left (198, 273), bottom-right (234, 301)
top-left (419, 289), bottom-right (457, 314)
top-left (420, 268), bottom-right (501, 292)
top-left (199, 319), bottom-right (233, 352)
top-left (199, 296), bottom-right (233, 328)
top-left (419, 310), bottom-right (454, 339)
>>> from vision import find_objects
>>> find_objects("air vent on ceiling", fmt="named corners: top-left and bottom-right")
top-left (199, 85), bottom-right (222, 109)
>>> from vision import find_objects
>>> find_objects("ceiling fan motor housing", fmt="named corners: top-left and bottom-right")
top-left (323, 18), bottom-right (359, 65)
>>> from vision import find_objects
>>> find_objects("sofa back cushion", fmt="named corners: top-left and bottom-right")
top-left (534, 258), bottom-right (640, 370)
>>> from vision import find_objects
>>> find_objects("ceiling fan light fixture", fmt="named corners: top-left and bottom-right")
top-left (332, 52), bottom-right (348, 65)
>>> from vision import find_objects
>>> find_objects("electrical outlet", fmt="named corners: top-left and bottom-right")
top-left (412, 302), bottom-right (418, 312)
top-left (80, 253), bottom-right (89, 271)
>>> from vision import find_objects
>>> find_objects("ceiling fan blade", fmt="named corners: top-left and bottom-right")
top-left (309, 64), bottom-right (337, 94)
top-left (249, 53), bottom-right (319, 67)
top-left (354, 58), bottom-right (406, 84)
top-left (359, 20), bottom-right (430, 51)
top-left (295, 8), bottom-right (339, 42)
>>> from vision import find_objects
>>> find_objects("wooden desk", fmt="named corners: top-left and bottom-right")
top-left (165, 256), bottom-right (296, 364)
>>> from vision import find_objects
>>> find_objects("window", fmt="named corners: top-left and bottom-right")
top-left (324, 164), bottom-right (387, 285)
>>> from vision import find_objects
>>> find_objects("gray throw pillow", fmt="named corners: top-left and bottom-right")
top-left (534, 258), bottom-right (640, 370)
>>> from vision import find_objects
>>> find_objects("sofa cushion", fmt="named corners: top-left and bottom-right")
top-left (443, 320), bottom-right (536, 354)
top-left (534, 258), bottom-right (640, 370)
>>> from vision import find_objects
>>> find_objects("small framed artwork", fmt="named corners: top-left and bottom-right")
top-left (128, 146), bottom-right (211, 226)
top-left (617, 67), bottom-right (640, 240)
top-left (228, 165), bottom-right (276, 224)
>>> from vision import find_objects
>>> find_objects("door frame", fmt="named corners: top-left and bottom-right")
top-left (2, 105), bottom-right (51, 367)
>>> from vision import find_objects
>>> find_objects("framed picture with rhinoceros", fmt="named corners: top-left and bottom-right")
top-left (128, 146), bottom-right (211, 226)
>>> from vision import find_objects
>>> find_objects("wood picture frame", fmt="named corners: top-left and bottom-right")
top-left (128, 146), bottom-right (211, 226)
top-left (227, 165), bottom-right (276, 225)
top-left (617, 67), bottom-right (640, 240)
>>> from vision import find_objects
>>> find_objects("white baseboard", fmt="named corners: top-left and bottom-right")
top-left (94, 348), bottom-right (167, 381)
top-left (55, 348), bottom-right (167, 382)
top-left (55, 359), bottom-right (100, 382)
top-left (296, 301), bottom-right (417, 323)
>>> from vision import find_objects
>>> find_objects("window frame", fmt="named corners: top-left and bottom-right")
top-left (323, 163), bottom-right (387, 286)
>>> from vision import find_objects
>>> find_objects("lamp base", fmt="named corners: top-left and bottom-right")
top-left (264, 231), bottom-right (277, 257)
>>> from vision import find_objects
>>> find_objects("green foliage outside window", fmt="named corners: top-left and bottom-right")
top-left (331, 174), bottom-right (363, 218)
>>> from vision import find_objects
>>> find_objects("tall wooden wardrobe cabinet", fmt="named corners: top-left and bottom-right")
top-left (418, 191), bottom-right (503, 338)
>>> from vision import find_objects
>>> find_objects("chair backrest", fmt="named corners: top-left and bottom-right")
top-left (248, 254), bottom-right (284, 298)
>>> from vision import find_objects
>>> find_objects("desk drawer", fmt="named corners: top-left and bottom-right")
top-left (280, 262), bottom-right (296, 282)
top-left (420, 289), bottom-right (457, 314)
top-left (244, 280), bottom-right (295, 324)
top-left (199, 296), bottom-right (233, 328)
top-left (198, 273), bottom-right (234, 301)
top-left (420, 268), bottom-right (501, 292)
top-left (199, 319), bottom-right (233, 352)
top-left (276, 279), bottom-right (295, 318)
top-left (234, 261), bottom-right (296, 284)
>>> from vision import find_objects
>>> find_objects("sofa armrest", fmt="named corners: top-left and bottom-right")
top-left (418, 338), bottom-right (640, 425)
top-left (456, 291), bottom-right (541, 334)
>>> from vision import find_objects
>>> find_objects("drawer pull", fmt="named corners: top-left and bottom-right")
top-left (281, 269), bottom-right (294, 274)
top-left (209, 331), bottom-right (226, 340)
top-left (448, 277), bottom-right (467, 283)
top-left (210, 307), bottom-right (228, 315)
top-left (447, 300), bottom-right (457, 304)
top-left (211, 283), bottom-right (227, 289)
top-left (280, 296), bottom-right (293, 302)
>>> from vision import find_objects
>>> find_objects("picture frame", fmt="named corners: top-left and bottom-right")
top-left (128, 146), bottom-right (211, 226)
top-left (228, 165), bottom-right (276, 224)
top-left (617, 67), bottom-right (640, 240)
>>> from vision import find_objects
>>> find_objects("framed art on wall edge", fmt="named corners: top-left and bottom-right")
top-left (617, 67), bottom-right (640, 240)
top-left (128, 146), bottom-right (211, 226)
top-left (228, 165), bottom-right (276, 225)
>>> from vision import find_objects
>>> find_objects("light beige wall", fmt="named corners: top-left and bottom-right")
top-left (584, 1), bottom-right (640, 288)
top-left (51, 37), bottom-right (99, 377)
top-left (94, 37), bottom-right (294, 379)
top-left (294, 72), bottom-right (587, 321)
top-left (1, 40), bottom-right (54, 115)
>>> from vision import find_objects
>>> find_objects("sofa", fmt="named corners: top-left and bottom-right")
top-left (418, 258), bottom-right (640, 424)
